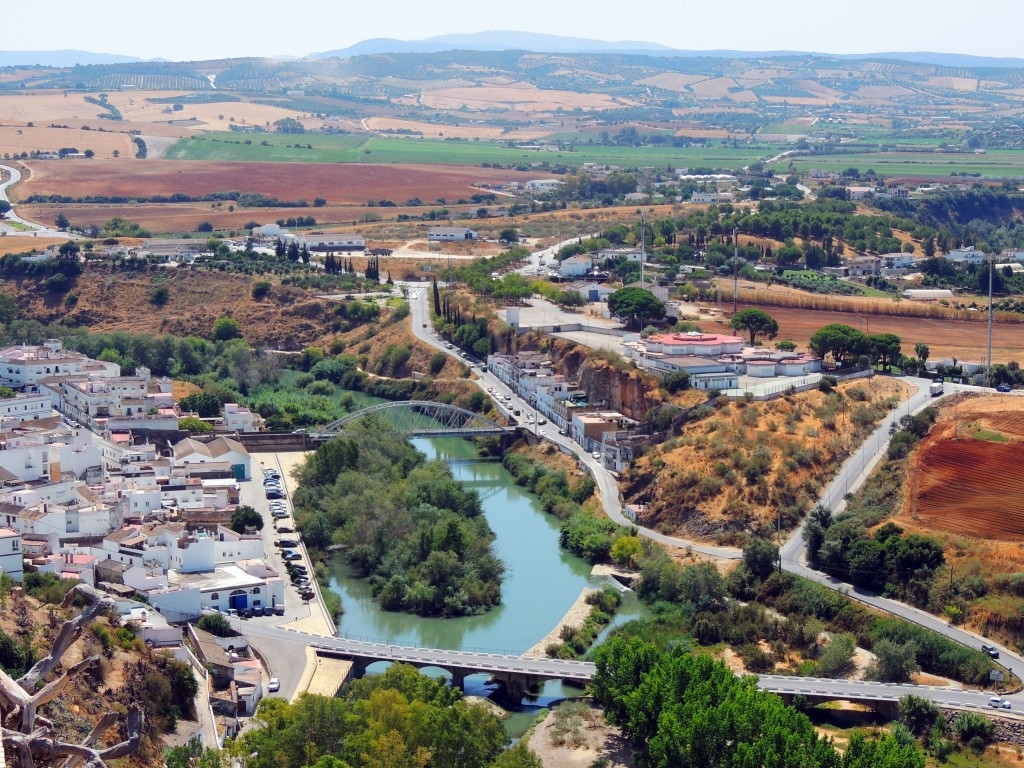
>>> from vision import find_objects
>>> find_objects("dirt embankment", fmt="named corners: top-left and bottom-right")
top-left (623, 379), bottom-right (906, 544)
top-left (4, 263), bottom-right (338, 350)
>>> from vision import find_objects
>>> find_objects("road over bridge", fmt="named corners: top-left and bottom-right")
top-left (241, 622), bottom-right (1005, 713)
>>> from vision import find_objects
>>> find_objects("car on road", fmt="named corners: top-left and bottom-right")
top-left (268, 677), bottom-right (280, 693)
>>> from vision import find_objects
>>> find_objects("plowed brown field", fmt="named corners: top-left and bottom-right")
top-left (716, 303), bottom-right (1024, 364)
top-left (18, 159), bottom-right (536, 202)
top-left (899, 396), bottom-right (1024, 541)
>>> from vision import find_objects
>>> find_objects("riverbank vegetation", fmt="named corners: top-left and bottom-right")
top-left (293, 421), bottom-right (505, 617)
top-left (606, 537), bottom-right (996, 688)
top-left (228, 664), bottom-right (539, 768)
top-left (545, 586), bottom-right (622, 660)
top-left (502, 447), bottom-right (631, 564)
top-left (593, 636), bottom-right (925, 768)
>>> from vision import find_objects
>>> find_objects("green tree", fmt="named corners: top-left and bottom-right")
top-left (230, 505), bottom-right (263, 533)
top-left (869, 333), bottom-right (902, 369)
top-left (743, 537), bottom-right (779, 580)
top-left (607, 287), bottom-right (665, 329)
top-left (179, 416), bottom-right (213, 434)
top-left (180, 391), bottom-right (222, 418)
top-left (212, 315), bottom-right (242, 341)
top-left (809, 323), bottom-right (870, 365)
top-left (867, 639), bottom-right (920, 682)
top-left (729, 308), bottom-right (779, 346)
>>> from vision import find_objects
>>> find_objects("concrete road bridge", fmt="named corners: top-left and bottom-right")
top-left (312, 400), bottom-right (513, 441)
top-left (241, 623), bottom-right (1005, 714)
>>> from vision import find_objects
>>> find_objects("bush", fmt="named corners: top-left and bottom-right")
top-left (251, 281), bottom-right (272, 300)
top-left (150, 285), bottom-right (169, 306)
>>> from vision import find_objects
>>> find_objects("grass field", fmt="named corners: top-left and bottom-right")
top-left (790, 150), bottom-right (1024, 178)
top-left (164, 132), bottom-right (775, 169)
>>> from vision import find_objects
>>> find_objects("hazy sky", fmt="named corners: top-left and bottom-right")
top-left (7, 0), bottom-right (1021, 60)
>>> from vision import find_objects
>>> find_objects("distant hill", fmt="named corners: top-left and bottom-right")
top-left (313, 31), bottom-right (674, 58)
top-left (0, 49), bottom-right (142, 67)
top-left (310, 32), bottom-right (1024, 68)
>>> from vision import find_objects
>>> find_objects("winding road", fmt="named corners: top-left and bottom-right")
top-left (0, 163), bottom-right (77, 238)
top-left (404, 266), bottom-right (1024, 711)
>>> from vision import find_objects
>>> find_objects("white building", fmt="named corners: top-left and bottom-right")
top-left (525, 179), bottom-right (562, 192)
top-left (298, 233), bottom-right (366, 252)
top-left (222, 403), bottom-right (262, 433)
top-left (0, 340), bottom-right (120, 388)
top-left (172, 437), bottom-right (251, 481)
top-left (427, 227), bottom-right (477, 242)
top-left (0, 527), bottom-right (22, 582)
top-left (559, 255), bottom-right (593, 278)
top-left (0, 393), bottom-right (52, 422)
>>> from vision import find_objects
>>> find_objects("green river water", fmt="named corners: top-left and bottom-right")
top-left (322, 396), bottom-right (647, 734)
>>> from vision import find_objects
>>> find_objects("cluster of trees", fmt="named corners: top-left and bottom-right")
top-left (293, 420), bottom-right (506, 617)
top-left (435, 292), bottom-right (494, 359)
top-left (225, 665), bottom-right (539, 768)
top-left (809, 323), bottom-right (902, 368)
top-left (592, 637), bottom-right (924, 768)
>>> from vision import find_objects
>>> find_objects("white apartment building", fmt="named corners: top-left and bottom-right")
top-left (0, 340), bottom-right (120, 388)
top-left (0, 527), bottom-right (22, 582)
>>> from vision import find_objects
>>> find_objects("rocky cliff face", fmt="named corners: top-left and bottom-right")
top-left (521, 336), bottom-right (663, 421)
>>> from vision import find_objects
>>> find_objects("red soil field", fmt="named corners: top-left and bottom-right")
top-left (18, 160), bottom-right (535, 204)
top-left (901, 397), bottom-right (1024, 540)
top-left (718, 303), bottom-right (1024, 364)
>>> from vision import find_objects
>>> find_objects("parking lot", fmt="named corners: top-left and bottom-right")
top-left (231, 452), bottom-right (333, 698)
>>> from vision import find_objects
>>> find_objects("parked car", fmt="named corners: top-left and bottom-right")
top-left (268, 677), bottom-right (280, 693)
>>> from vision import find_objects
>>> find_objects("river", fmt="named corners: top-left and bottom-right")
top-left (322, 409), bottom-right (646, 733)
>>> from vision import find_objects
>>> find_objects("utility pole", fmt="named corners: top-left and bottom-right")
top-left (987, 254), bottom-right (994, 386)
top-left (639, 209), bottom-right (646, 289)
top-left (732, 226), bottom-right (739, 314)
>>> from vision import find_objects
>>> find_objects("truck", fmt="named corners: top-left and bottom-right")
top-left (929, 382), bottom-right (944, 397)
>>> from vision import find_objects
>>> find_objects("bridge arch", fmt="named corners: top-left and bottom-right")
top-left (313, 400), bottom-right (512, 440)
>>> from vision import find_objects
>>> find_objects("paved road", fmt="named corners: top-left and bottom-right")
top-left (233, 622), bottom-right (1009, 711)
top-left (0, 163), bottom-right (77, 238)
top-left (401, 281), bottom-right (1024, 709)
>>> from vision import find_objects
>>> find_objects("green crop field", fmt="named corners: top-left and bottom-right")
top-left (164, 131), bottom-right (775, 169)
top-left (791, 150), bottom-right (1024, 178)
